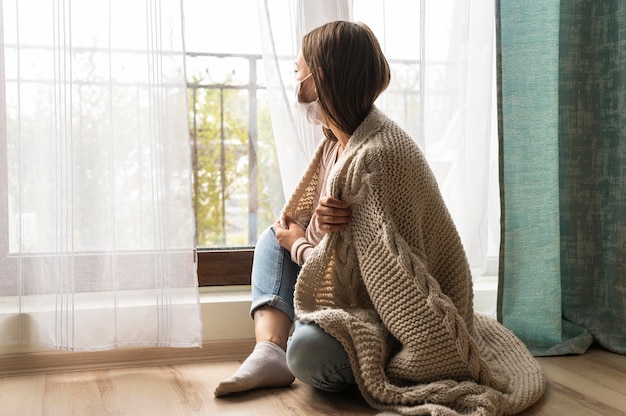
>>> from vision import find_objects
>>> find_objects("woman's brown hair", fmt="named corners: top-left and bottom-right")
top-left (302, 21), bottom-right (391, 136)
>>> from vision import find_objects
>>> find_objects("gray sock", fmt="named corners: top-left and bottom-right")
top-left (214, 341), bottom-right (295, 397)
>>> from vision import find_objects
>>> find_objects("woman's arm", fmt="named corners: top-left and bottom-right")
top-left (275, 196), bottom-right (352, 265)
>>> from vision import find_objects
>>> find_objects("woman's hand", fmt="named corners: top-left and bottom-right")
top-left (274, 217), bottom-right (305, 251)
top-left (315, 196), bottom-right (352, 232)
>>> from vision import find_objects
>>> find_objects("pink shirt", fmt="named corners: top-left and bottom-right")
top-left (290, 140), bottom-right (341, 266)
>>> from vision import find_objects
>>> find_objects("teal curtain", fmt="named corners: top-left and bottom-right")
top-left (497, 0), bottom-right (626, 356)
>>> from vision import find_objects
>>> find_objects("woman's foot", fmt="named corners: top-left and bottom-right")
top-left (214, 341), bottom-right (295, 397)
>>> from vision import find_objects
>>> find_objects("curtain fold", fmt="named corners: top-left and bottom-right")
top-left (257, 0), bottom-right (499, 284)
top-left (256, 0), bottom-right (350, 199)
top-left (497, 0), bottom-right (626, 355)
top-left (0, 0), bottom-right (202, 350)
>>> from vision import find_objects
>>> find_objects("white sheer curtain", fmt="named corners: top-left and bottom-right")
top-left (257, 0), bottom-right (351, 196)
top-left (258, 0), bottom-right (498, 279)
top-left (0, 0), bottom-right (202, 350)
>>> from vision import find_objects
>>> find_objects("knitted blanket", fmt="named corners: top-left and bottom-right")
top-left (284, 107), bottom-right (545, 415)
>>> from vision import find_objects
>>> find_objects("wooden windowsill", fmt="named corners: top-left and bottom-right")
top-left (198, 249), bottom-right (253, 286)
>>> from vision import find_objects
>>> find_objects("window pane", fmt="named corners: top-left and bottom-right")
top-left (184, 1), bottom-right (283, 249)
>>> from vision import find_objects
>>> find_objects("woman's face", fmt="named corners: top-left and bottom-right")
top-left (295, 51), bottom-right (317, 103)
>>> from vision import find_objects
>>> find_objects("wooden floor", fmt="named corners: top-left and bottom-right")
top-left (0, 345), bottom-right (624, 415)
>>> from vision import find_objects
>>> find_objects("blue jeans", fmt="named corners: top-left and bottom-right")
top-left (250, 226), bottom-right (356, 392)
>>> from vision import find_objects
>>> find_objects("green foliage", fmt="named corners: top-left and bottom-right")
top-left (255, 97), bottom-right (285, 232)
top-left (189, 78), bottom-right (283, 247)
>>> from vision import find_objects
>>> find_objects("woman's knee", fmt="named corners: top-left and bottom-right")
top-left (286, 321), bottom-right (355, 392)
top-left (255, 226), bottom-right (277, 251)
top-left (286, 321), bottom-right (326, 363)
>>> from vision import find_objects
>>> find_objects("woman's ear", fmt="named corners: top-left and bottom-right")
top-left (317, 67), bottom-right (324, 81)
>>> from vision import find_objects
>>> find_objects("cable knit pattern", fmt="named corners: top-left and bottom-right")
top-left (284, 107), bottom-right (545, 415)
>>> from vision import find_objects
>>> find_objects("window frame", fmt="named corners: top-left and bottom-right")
top-left (188, 51), bottom-right (265, 287)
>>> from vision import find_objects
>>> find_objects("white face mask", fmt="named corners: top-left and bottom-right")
top-left (294, 73), bottom-right (328, 128)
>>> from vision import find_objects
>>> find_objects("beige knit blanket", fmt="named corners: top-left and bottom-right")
top-left (284, 107), bottom-right (545, 415)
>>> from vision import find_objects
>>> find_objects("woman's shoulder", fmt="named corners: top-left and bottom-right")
top-left (349, 110), bottom-right (433, 184)
top-left (356, 112), bottom-right (420, 158)
top-left (353, 108), bottom-right (413, 145)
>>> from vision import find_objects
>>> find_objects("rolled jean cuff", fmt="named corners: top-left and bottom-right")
top-left (249, 294), bottom-right (295, 322)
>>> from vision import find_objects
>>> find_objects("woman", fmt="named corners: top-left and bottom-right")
top-left (215, 21), bottom-right (545, 415)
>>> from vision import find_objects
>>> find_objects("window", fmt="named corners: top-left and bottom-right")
top-left (185, 1), bottom-right (500, 287)
top-left (184, 1), bottom-right (279, 285)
